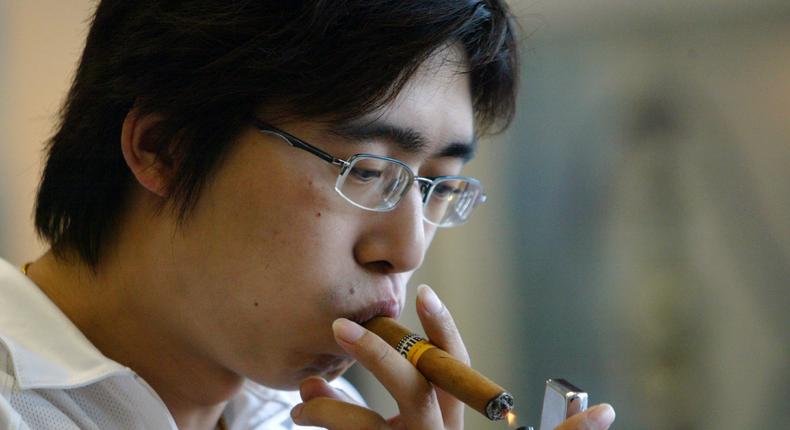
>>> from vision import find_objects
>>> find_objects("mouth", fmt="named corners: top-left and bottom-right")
top-left (347, 299), bottom-right (401, 325)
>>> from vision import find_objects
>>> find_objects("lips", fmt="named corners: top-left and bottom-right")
top-left (347, 299), bottom-right (401, 325)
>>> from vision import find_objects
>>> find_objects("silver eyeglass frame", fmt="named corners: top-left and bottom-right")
top-left (252, 119), bottom-right (487, 227)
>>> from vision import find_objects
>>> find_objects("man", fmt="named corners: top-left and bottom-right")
top-left (0, 1), bottom-right (615, 429)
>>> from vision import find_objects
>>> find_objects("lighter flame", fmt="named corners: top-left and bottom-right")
top-left (506, 412), bottom-right (517, 427)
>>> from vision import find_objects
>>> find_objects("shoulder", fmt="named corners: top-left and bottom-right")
top-left (0, 347), bottom-right (21, 430)
top-left (225, 377), bottom-right (365, 429)
top-left (233, 377), bottom-right (365, 408)
top-left (0, 263), bottom-right (22, 429)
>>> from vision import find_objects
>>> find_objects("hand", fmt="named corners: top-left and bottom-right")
top-left (290, 284), bottom-right (468, 430)
top-left (555, 403), bottom-right (616, 430)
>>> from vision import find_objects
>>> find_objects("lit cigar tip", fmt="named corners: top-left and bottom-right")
top-left (485, 391), bottom-right (514, 421)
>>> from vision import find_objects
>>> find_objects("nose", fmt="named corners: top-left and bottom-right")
top-left (353, 184), bottom-right (428, 274)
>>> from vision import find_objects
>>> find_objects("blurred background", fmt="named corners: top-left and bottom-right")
top-left (2, 1), bottom-right (788, 429)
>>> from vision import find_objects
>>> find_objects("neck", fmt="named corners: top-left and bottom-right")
top-left (27, 250), bottom-right (243, 430)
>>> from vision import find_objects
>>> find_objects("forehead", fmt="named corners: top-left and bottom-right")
top-left (361, 46), bottom-right (475, 152)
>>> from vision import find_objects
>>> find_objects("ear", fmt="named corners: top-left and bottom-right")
top-left (121, 108), bottom-right (172, 197)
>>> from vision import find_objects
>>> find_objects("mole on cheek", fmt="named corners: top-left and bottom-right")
top-left (349, 287), bottom-right (355, 295)
top-left (254, 301), bottom-right (259, 307)
top-left (316, 211), bottom-right (322, 218)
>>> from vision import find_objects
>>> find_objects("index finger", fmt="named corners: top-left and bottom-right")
top-left (332, 318), bottom-right (444, 430)
top-left (416, 284), bottom-right (470, 365)
top-left (415, 284), bottom-right (469, 428)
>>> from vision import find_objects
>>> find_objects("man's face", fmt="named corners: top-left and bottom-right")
top-left (151, 47), bottom-right (475, 389)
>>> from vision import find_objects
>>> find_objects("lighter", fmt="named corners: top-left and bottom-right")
top-left (537, 378), bottom-right (588, 430)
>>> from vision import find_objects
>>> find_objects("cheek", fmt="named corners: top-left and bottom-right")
top-left (172, 148), bottom-right (351, 303)
top-left (423, 222), bottom-right (439, 247)
top-left (227, 160), bottom-right (337, 241)
top-left (219, 166), bottom-right (356, 303)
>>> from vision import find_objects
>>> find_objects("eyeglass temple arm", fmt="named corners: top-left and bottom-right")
top-left (252, 119), bottom-right (346, 167)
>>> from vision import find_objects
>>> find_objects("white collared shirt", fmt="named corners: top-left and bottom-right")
top-left (0, 258), bottom-right (363, 429)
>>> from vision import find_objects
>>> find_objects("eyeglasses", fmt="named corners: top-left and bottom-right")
top-left (253, 120), bottom-right (487, 227)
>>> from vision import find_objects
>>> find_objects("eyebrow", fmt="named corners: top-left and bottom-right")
top-left (329, 120), bottom-right (477, 163)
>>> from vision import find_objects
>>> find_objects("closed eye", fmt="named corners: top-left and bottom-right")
top-left (432, 183), bottom-right (459, 198)
top-left (349, 166), bottom-right (383, 182)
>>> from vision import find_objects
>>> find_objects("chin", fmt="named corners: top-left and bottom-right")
top-left (322, 360), bottom-right (354, 381)
top-left (299, 355), bottom-right (355, 381)
top-left (254, 359), bottom-right (353, 390)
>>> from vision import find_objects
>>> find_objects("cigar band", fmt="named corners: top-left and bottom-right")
top-left (395, 333), bottom-right (436, 366)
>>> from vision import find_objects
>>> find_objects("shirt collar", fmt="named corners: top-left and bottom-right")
top-left (0, 258), bottom-right (130, 389)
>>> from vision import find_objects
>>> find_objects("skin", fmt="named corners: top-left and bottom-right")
top-left (25, 46), bottom-right (615, 430)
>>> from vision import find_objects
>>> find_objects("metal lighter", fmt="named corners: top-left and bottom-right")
top-left (538, 378), bottom-right (588, 430)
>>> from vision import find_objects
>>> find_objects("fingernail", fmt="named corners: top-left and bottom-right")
top-left (290, 403), bottom-right (303, 420)
top-left (418, 284), bottom-right (443, 315)
top-left (299, 376), bottom-right (327, 391)
top-left (303, 375), bottom-right (327, 384)
top-left (588, 404), bottom-right (615, 428)
top-left (333, 318), bottom-right (365, 343)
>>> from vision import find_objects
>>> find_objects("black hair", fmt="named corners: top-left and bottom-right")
top-left (35, 0), bottom-right (520, 268)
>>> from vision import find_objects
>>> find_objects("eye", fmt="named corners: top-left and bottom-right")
top-left (349, 166), bottom-right (383, 183)
top-left (431, 182), bottom-right (459, 199)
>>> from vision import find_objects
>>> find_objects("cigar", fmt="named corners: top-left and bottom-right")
top-left (362, 316), bottom-right (514, 421)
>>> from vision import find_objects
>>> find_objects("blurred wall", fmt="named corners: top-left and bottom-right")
top-left (0, 0), bottom-right (94, 265)
top-left (491, 1), bottom-right (788, 429)
top-left (2, 2), bottom-right (789, 430)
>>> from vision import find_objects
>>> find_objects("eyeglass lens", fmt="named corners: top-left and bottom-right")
top-left (424, 178), bottom-right (482, 226)
top-left (336, 155), bottom-right (482, 226)
top-left (336, 156), bottom-right (412, 211)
